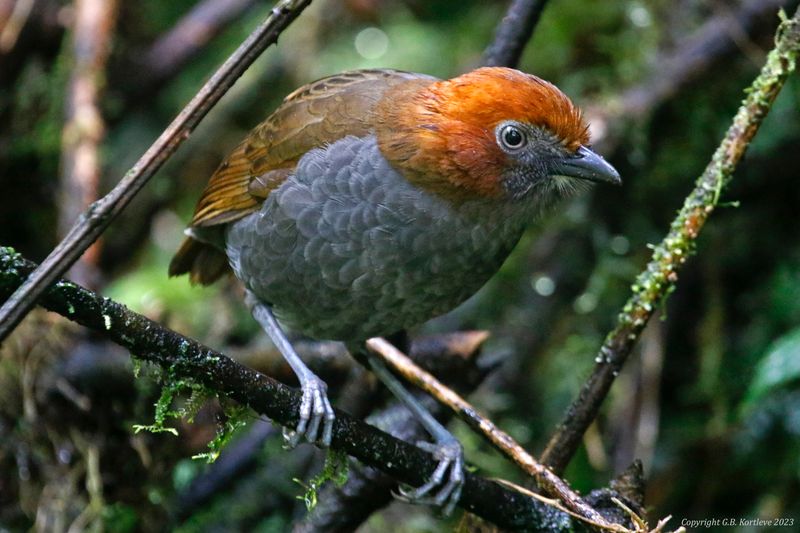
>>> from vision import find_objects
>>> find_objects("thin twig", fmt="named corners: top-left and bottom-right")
top-left (178, 332), bottom-right (488, 526)
top-left (481, 0), bottom-right (550, 67)
top-left (540, 5), bottom-right (800, 475)
top-left (366, 337), bottom-right (627, 531)
top-left (0, 248), bottom-right (579, 531)
top-left (0, 0), bottom-right (314, 343)
top-left (297, 339), bottom-right (491, 533)
top-left (59, 0), bottom-right (118, 288)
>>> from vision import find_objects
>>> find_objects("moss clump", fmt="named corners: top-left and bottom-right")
top-left (192, 403), bottom-right (250, 464)
top-left (132, 363), bottom-right (250, 462)
top-left (294, 449), bottom-right (349, 511)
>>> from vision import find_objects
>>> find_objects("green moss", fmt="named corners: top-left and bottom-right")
top-left (132, 363), bottom-right (208, 433)
top-left (131, 361), bottom-right (251, 463)
top-left (294, 449), bottom-right (349, 511)
top-left (192, 403), bottom-right (249, 464)
top-left (132, 381), bottom-right (180, 436)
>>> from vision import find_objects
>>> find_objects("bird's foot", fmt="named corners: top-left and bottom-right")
top-left (283, 375), bottom-right (335, 448)
top-left (396, 435), bottom-right (464, 516)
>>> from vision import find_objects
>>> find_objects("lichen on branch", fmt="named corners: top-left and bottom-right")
top-left (541, 6), bottom-right (800, 475)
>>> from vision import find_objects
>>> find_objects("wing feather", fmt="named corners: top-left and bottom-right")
top-left (189, 69), bottom-right (434, 228)
top-left (171, 69), bottom-right (437, 284)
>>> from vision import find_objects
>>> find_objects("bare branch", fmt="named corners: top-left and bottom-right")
top-left (366, 338), bottom-right (628, 530)
top-left (481, 0), bottom-right (550, 67)
top-left (296, 339), bottom-right (491, 532)
top-left (540, 5), bottom-right (800, 475)
top-left (618, 0), bottom-right (790, 117)
top-left (0, 0), bottom-right (314, 343)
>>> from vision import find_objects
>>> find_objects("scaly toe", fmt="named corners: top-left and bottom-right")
top-left (297, 377), bottom-right (335, 446)
top-left (394, 438), bottom-right (465, 515)
top-left (319, 398), bottom-right (335, 447)
top-left (304, 413), bottom-right (322, 443)
top-left (283, 379), bottom-right (320, 447)
top-left (303, 390), bottom-right (324, 443)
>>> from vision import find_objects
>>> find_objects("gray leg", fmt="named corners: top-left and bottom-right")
top-left (246, 292), bottom-right (335, 447)
top-left (365, 351), bottom-right (464, 515)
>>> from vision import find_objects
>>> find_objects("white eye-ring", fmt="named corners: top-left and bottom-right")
top-left (498, 123), bottom-right (527, 150)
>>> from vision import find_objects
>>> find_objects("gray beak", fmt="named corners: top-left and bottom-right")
top-left (551, 146), bottom-right (621, 185)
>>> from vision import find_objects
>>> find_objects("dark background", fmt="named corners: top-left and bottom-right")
top-left (1, 0), bottom-right (799, 530)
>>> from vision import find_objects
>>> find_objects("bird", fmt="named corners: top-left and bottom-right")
top-left (169, 67), bottom-right (620, 512)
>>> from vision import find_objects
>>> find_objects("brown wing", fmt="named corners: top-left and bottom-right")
top-left (190, 69), bottom-right (434, 227)
top-left (170, 69), bottom-right (437, 284)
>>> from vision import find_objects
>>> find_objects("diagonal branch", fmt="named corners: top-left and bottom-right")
top-left (366, 338), bottom-right (632, 531)
top-left (0, 247), bottom-right (578, 531)
top-left (0, 0), bottom-right (313, 343)
top-left (481, 0), bottom-right (550, 67)
top-left (540, 5), bottom-right (800, 475)
top-left (296, 337), bottom-right (492, 532)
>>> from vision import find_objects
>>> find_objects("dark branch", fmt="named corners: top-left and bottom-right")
top-left (540, 5), bottom-right (800, 475)
top-left (297, 389), bottom-right (475, 530)
top-left (0, 247), bottom-right (578, 531)
top-left (615, 0), bottom-right (793, 118)
top-left (176, 331), bottom-right (488, 525)
top-left (0, 0), bottom-right (313, 343)
top-left (481, 0), bottom-right (550, 67)
top-left (293, 412), bottom-right (401, 532)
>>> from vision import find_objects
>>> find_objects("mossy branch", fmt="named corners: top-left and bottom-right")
top-left (0, 247), bottom-right (582, 532)
top-left (541, 6), bottom-right (800, 474)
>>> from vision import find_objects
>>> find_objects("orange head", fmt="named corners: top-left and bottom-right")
top-left (376, 67), bottom-right (619, 202)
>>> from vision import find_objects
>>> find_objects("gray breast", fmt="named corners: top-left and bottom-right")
top-left (225, 135), bottom-right (536, 341)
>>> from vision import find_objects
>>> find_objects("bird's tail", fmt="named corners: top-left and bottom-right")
top-left (168, 236), bottom-right (229, 285)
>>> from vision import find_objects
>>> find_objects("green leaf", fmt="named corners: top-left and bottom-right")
top-left (744, 328), bottom-right (800, 410)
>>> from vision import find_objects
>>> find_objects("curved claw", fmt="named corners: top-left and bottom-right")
top-left (283, 376), bottom-right (336, 448)
top-left (396, 437), bottom-right (464, 515)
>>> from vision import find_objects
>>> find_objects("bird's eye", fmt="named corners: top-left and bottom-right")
top-left (499, 124), bottom-right (526, 150)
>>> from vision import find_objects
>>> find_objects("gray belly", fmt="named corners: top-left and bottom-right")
top-left (225, 136), bottom-right (534, 341)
